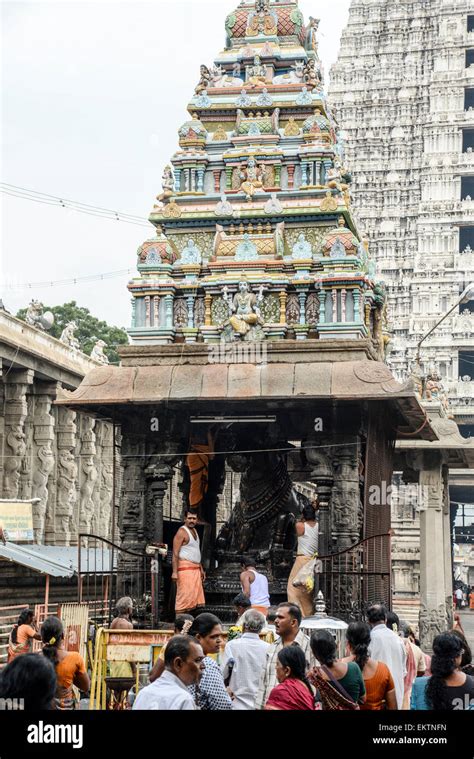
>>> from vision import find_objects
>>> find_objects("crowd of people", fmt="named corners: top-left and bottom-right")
top-left (0, 612), bottom-right (90, 710)
top-left (130, 602), bottom-right (474, 711)
top-left (0, 599), bottom-right (473, 711)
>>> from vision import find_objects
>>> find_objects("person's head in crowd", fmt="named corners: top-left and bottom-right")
top-left (450, 628), bottom-right (472, 670)
top-left (276, 644), bottom-right (312, 695)
top-left (366, 604), bottom-right (388, 628)
top-left (275, 603), bottom-right (302, 642)
top-left (267, 606), bottom-right (278, 625)
top-left (188, 613), bottom-right (223, 656)
top-left (164, 635), bottom-right (205, 686)
top-left (302, 504), bottom-right (316, 522)
top-left (386, 611), bottom-right (400, 634)
top-left (41, 616), bottom-right (64, 667)
top-left (0, 654), bottom-right (56, 710)
top-left (242, 609), bottom-right (266, 635)
top-left (233, 592), bottom-right (251, 620)
top-left (174, 614), bottom-right (194, 634)
top-left (346, 622), bottom-right (371, 671)
top-left (310, 629), bottom-right (337, 667)
top-left (240, 556), bottom-right (256, 571)
top-left (426, 633), bottom-right (464, 710)
top-left (11, 609), bottom-right (35, 644)
top-left (115, 596), bottom-right (133, 620)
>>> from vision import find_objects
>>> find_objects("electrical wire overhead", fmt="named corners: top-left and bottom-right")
top-left (1, 183), bottom-right (153, 229)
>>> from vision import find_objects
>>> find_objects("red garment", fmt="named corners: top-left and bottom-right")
top-left (265, 678), bottom-right (315, 711)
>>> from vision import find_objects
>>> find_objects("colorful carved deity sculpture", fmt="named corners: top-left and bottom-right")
top-left (239, 156), bottom-right (264, 200)
top-left (221, 280), bottom-right (265, 342)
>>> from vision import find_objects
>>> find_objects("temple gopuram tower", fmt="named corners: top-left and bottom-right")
top-left (330, 0), bottom-right (474, 429)
top-left (128, 0), bottom-right (382, 350)
top-left (61, 1), bottom-right (438, 626)
top-left (330, 0), bottom-right (474, 627)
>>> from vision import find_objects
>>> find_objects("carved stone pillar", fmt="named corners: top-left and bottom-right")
top-left (442, 463), bottom-right (454, 631)
top-left (77, 415), bottom-right (98, 546)
top-left (416, 450), bottom-right (450, 652)
top-left (31, 383), bottom-right (57, 544)
top-left (144, 462), bottom-right (177, 545)
top-left (303, 442), bottom-right (334, 556)
top-left (331, 442), bottom-right (361, 551)
top-left (55, 406), bottom-right (78, 546)
top-left (94, 422), bottom-right (114, 540)
top-left (3, 370), bottom-right (33, 499)
top-left (118, 433), bottom-right (147, 599)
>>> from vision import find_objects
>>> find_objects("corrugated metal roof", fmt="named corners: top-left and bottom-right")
top-left (0, 543), bottom-right (116, 577)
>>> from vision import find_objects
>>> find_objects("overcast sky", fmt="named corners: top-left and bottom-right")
top-left (1, 0), bottom-right (351, 328)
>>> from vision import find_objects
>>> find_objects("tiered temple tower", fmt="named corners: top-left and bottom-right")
top-left (128, 0), bottom-right (388, 355)
top-left (329, 0), bottom-right (474, 430)
top-left (61, 0), bottom-right (452, 629)
top-left (330, 0), bottom-right (474, 625)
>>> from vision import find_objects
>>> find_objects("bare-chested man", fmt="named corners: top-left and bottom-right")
top-left (172, 511), bottom-right (206, 614)
top-left (110, 597), bottom-right (135, 678)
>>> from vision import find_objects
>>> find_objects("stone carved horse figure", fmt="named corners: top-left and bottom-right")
top-left (215, 449), bottom-right (307, 573)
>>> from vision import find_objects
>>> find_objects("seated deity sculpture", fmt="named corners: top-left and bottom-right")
top-left (256, 88), bottom-right (273, 107)
top-left (157, 165), bottom-right (175, 202)
top-left (236, 89), bottom-right (253, 107)
top-left (235, 233), bottom-right (258, 261)
top-left (296, 86), bottom-right (313, 105)
top-left (180, 239), bottom-right (202, 265)
top-left (220, 280), bottom-right (265, 342)
top-left (239, 156), bottom-right (264, 200)
top-left (247, 56), bottom-right (267, 88)
top-left (291, 233), bottom-right (313, 259)
top-left (264, 193), bottom-right (283, 214)
top-left (195, 64), bottom-right (211, 94)
top-left (195, 90), bottom-right (211, 108)
top-left (215, 194), bottom-right (234, 217)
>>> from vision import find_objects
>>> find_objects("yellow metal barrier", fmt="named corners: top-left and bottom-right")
top-left (89, 627), bottom-right (275, 710)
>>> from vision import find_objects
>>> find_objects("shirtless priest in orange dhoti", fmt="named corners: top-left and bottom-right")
top-left (172, 511), bottom-right (206, 614)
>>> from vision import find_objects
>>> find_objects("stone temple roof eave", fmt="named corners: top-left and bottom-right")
top-left (55, 342), bottom-right (436, 442)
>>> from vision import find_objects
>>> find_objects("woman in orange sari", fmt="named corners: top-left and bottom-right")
top-left (7, 609), bottom-right (41, 662)
top-left (41, 616), bottom-right (90, 710)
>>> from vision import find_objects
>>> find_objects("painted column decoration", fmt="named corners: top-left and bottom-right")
top-left (287, 164), bottom-right (295, 190)
top-left (319, 290), bottom-right (326, 324)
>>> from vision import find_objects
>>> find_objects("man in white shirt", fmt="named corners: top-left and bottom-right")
top-left (368, 604), bottom-right (407, 710)
top-left (255, 602), bottom-right (316, 709)
top-left (221, 609), bottom-right (270, 710)
top-left (133, 635), bottom-right (204, 710)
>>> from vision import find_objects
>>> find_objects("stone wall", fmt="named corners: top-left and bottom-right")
top-left (0, 311), bottom-right (116, 546)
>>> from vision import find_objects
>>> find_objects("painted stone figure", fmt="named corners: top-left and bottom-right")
top-left (247, 56), bottom-right (267, 88)
top-left (240, 156), bottom-right (264, 200)
top-left (221, 279), bottom-right (264, 341)
top-left (157, 165), bottom-right (175, 202)
top-left (32, 443), bottom-right (55, 543)
top-left (56, 449), bottom-right (78, 544)
top-left (60, 322), bottom-right (80, 351)
top-left (3, 426), bottom-right (27, 498)
top-left (91, 340), bottom-right (109, 364)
